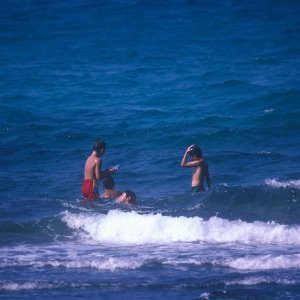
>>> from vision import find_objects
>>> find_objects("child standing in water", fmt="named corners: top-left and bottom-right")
top-left (181, 144), bottom-right (210, 193)
top-left (82, 139), bottom-right (116, 200)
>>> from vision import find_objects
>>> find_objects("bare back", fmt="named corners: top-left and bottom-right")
top-left (192, 159), bottom-right (210, 189)
top-left (84, 154), bottom-right (101, 180)
top-left (100, 189), bottom-right (122, 199)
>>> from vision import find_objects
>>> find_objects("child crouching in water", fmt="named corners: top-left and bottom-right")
top-left (100, 177), bottom-right (137, 205)
top-left (100, 176), bottom-right (122, 199)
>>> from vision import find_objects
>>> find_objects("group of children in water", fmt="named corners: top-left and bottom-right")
top-left (81, 139), bottom-right (210, 205)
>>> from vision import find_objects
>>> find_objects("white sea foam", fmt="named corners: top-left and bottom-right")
top-left (264, 108), bottom-right (274, 113)
top-left (163, 253), bottom-right (300, 271)
top-left (0, 282), bottom-right (56, 291)
top-left (0, 281), bottom-right (91, 291)
top-left (199, 292), bottom-right (218, 299)
top-left (52, 258), bottom-right (142, 270)
top-left (2, 243), bottom-right (300, 272)
top-left (4, 254), bottom-right (300, 271)
top-left (61, 202), bottom-right (94, 211)
top-left (61, 210), bottom-right (300, 245)
top-left (223, 254), bottom-right (300, 270)
top-left (226, 276), bottom-right (300, 286)
top-left (0, 257), bottom-right (143, 271)
top-left (265, 179), bottom-right (300, 189)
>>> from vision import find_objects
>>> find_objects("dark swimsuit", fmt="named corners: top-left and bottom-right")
top-left (192, 186), bottom-right (205, 193)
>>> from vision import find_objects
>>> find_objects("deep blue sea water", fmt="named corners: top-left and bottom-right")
top-left (1, 0), bottom-right (300, 299)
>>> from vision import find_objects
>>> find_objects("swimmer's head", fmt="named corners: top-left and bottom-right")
top-left (93, 139), bottom-right (106, 155)
top-left (119, 190), bottom-right (136, 205)
top-left (189, 145), bottom-right (202, 158)
top-left (102, 176), bottom-right (114, 189)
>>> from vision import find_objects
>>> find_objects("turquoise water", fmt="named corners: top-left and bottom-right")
top-left (1, 0), bottom-right (300, 299)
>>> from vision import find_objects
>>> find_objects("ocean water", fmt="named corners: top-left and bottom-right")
top-left (1, 0), bottom-right (300, 299)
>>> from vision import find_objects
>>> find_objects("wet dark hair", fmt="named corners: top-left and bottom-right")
top-left (93, 139), bottom-right (106, 152)
top-left (189, 145), bottom-right (202, 158)
top-left (124, 190), bottom-right (136, 205)
top-left (102, 176), bottom-right (114, 189)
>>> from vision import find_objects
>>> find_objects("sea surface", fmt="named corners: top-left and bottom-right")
top-left (1, 0), bottom-right (300, 299)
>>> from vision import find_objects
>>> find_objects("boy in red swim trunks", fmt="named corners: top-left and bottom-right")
top-left (82, 139), bottom-right (116, 200)
top-left (181, 144), bottom-right (210, 193)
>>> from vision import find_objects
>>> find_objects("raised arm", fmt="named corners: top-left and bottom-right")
top-left (181, 145), bottom-right (197, 167)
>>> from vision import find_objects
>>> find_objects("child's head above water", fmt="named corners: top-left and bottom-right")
top-left (118, 190), bottom-right (136, 205)
top-left (93, 139), bottom-right (106, 153)
top-left (102, 176), bottom-right (115, 190)
top-left (189, 145), bottom-right (202, 158)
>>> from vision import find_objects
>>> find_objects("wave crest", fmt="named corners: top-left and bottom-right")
top-left (62, 210), bottom-right (300, 245)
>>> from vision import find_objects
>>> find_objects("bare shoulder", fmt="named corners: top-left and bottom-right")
top-left (100, 191), bottom-right (109, 198)
top-left (195, 159), bottom-right (204, 166)
top-left (197, 159), bottom-right (208, 170)
top-left (87, 155), bottom-right (101, 164)
top-left (101, 190), bottom-right (122, 199)
top-left (200, 158), bottom-right (208, 165)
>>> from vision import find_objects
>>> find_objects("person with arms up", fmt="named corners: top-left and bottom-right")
top-left (82, 139), bottom-right (117, 200)
top-left (181, 144), bottom-right (210, 193)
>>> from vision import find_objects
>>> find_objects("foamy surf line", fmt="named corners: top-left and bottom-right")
top-left (0, 281), bottom-right (92, 291)
top-left (2, 251), bottom-right (300, 271)
top-left (222, 254), bottom-right (300, 270)
top-left (0, 258), bottom-right (143, 271)
top-left (164, 254), bottom-right (300, 270)
top-left (225, 276), bottom-right (300, 286)
top-left (61, 210), bottom-right (300, 245)
top-left (1, 277), bottom-right (299, 292)
top-left (265, 179), bottom-right (300, 189)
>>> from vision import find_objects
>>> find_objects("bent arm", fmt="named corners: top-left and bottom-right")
top-left (181, 150), bottom-right (189, 167)
top-left (95, 158), bottom-right (102, 180)
top-left (181, 145), bottom-right (195, 167)
top-left (95, 157), bottom-right (117, 180)
top-left (99, 168), bottom-right (116, 179)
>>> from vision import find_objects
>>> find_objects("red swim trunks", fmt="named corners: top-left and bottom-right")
top-left (82, 180), bottom-right (99, 200)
